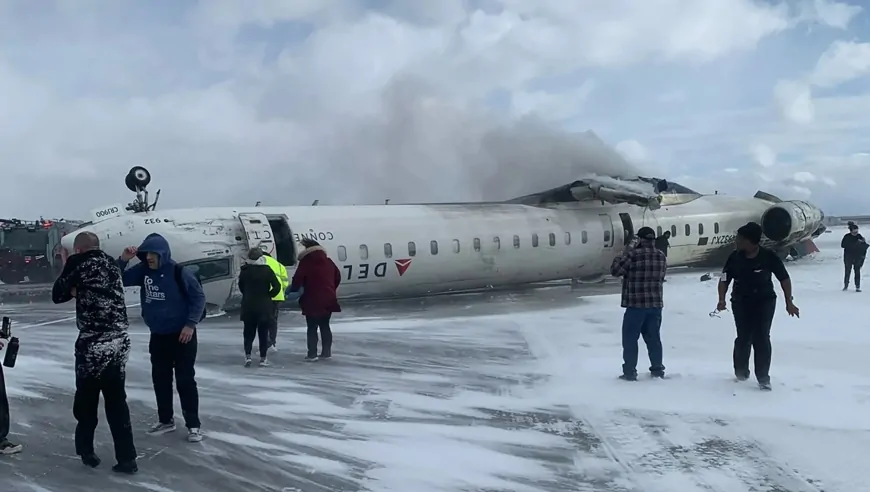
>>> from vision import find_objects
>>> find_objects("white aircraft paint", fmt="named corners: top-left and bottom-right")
top-left (61, 169), bottom-right (825, 311)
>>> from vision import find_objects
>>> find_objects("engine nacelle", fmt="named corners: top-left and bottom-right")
top-left (760, 200), bottom-right (824, 243)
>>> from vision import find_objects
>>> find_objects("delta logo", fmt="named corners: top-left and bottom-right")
top-left (394, 258), bottom-right (412, 276)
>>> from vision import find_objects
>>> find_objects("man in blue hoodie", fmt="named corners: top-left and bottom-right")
top-left (117, 233), bottom-right (206, 443)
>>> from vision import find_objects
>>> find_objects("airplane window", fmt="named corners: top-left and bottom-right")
top-left (714, 222), bottom-right (720, 234)
top-left (671, 225), bottom-right (677, 237)
top-left (698, 223), bottom-right (704, 235)
top-left (452, 239), bottom-right (460, 253)
top-left (532, 233), bottom-right (539, 247)
top-left (384, 243), bottom-right (392, 258)
top-left (359, 244), bottom-right (369, 260)
top-left (430, 240), bottom-right (438, 255)
top-left (179, 258), bottom-right (232, 284)
top-left (337, 246), bottom-right (347, 262)
top-left (473, 238), bottom-right (481, 252)
top-left (582, 231), bottom-right (588, 244)
top-left (408, 242), bottom-right (416, 257)
top-left (684, 224), bottom-right (690, 236)
top-left (493, 236), bottom-right (500, 249)
top-left (513, 235), bottom-right (520, 249)
top-left (656, 226), bottom-right (662, 237)
top-left (565, 232), bottom-right (571, 245)
top-left (604, 230), bottom-right (611, 243)
top-left (549, 233), bottom-right (556, 246)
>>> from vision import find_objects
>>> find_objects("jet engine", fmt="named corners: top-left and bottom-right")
top-left (760, 200), bottom-right (824, 243)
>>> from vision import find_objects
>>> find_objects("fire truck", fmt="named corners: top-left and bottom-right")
top-left (0, 218), bottom-right (81, 284)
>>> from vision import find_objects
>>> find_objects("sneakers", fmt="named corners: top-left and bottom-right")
top-left (112, 460), bottom-right (138, 474)
top-left (844, 283), bottom-right (849, 291)
top-left (269, 343), bottom-right (279, 353)
top-left (147, 421), bottom-right (177, 436)
top-left (618, 374), bottom-right (638, 381)
top-left (758, 381), bottom-right (772, 391)
top-left (318, 351), bottom-right (332, 360)
top-left (304, 355), bottom-right (318, 362)
top-left (187, 428), bottom-right (203, 443)
top-left (0, 439), bottom-right (22, 455)
top-left (244, 356), bottom-right (252, 368)
top-left (259, 357), bottom-right (270, 367)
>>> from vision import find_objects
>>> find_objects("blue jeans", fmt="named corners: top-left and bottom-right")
top-left (621, 307), bottom-right (664, 377)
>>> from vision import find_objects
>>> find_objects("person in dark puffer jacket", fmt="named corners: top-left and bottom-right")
top-left (52, 231), bottom-right (137, 474)
top-left (238, 248), bottom-right (281, 367)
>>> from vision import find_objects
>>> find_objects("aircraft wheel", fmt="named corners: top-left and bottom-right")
top-left (125, 166), bottom-right (152, 192)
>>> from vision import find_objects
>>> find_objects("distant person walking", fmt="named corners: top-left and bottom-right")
top-left (610, 226), bottom-right (668, 381)
top-left (841, 222), bottom-right (867, 292)
top-left (716, 222), bottom-right (799, 391)
top-left (0, 338), bottom-right (22, 456)
top-left (52, 231), bottom-right (137, 473)
top-left (654, 230), bottom-right (670, 258)
top-left (238, 248), bottom-right (282, 367)
top-left (287, 238), bottom-right (342, 361)
top-left (118, 233), bottom-right (206, 443)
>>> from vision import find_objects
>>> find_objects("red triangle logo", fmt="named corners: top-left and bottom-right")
top-left (394, 259), bottom-right (412, 276)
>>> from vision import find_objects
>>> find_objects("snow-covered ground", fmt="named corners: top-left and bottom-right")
top-left (1, 227), bottom-right (867, 491)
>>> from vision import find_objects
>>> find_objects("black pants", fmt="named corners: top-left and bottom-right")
top-left (269, 301), bottom-right (281, 346)
top-left (731, 298), bottom-right (776, 383)
top-left (243, 319), bottom-right (271, 358)
top-left (306, 314), bottom-right (333, 358)
top-left (73, 362), bottom-right (137, 463)
top-left (149, 332), bottom-right (200, 429)
top-left (844, 257), bottom-right (863, 288)
top-left (0, 364), bottom-right (9, 442)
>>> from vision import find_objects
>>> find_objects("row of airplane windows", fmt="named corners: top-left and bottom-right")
top-left (332, 222), bottom-right (723, 262)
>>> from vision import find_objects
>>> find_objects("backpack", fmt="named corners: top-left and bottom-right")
top-left (173, 264), bottom-right (208, 322)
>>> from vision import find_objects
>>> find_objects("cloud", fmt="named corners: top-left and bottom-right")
top-left (0, 0), bottom-right (868, 219)
top-left (773, 80), bottom-right (816, 124)
top-left (809, 40), bottom-right (870, 88)
top-left (751, 144), bottom-right (778, 168)
top-left (800, 0), bottom-right (863, 29)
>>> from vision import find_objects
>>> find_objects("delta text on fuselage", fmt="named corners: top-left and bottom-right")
top-left (62, 167), bottom-right (826, 312)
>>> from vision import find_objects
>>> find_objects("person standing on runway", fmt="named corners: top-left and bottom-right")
top-left (716, 222), bottom-right (800, 391)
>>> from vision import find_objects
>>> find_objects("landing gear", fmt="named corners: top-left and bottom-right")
top-left (124, 167), bottom-right (160, 213)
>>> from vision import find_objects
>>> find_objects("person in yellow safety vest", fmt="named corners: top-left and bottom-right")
top-left (262, 252), bottom-right (289, 350)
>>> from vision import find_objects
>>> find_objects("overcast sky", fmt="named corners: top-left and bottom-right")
top-left (1, 0), bottom-right (869, 219)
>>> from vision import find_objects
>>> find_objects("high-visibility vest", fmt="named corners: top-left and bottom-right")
top-left (263, 255), bottom-right (289, 301)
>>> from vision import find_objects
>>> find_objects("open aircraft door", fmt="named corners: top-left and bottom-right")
top-left (238, 212), bottom-right (276, 256)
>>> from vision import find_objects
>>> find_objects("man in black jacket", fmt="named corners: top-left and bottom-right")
top-left (52, 231), bottom-right (137, 474)
top-left (238, 248), bottom-right (281, 367)
top-left (841, 222), bottom-right (867, 292)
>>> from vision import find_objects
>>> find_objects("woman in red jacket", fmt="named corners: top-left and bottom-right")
top-left (288, 238), bottom-right (342, 360)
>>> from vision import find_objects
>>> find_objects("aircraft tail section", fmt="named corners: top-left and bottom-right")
top-left (507, 176), bottom-right (666, 209)
top-left (754, 191), bottom-right (783, 203)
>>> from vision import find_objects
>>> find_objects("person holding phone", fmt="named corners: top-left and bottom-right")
top-left (0, 329), bottom-right (22, 455)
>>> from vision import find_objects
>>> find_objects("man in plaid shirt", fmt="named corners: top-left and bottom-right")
top-left (610, 226), bottom-right (667, 381)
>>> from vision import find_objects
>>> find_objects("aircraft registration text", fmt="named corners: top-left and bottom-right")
top-left (710, 234), bottom-right (736, 245)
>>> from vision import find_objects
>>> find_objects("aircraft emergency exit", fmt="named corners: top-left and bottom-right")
top-left (62, 167), bottom-right (826, 312)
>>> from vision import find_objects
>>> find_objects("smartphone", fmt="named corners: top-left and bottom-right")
top-left (1, 317), bottom-right (9, 339)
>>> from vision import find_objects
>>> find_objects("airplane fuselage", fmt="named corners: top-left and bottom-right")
top-left (65, 193), bottom-right (818, 311)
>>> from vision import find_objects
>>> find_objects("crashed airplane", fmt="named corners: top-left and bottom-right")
top-left (62, 167), bottom-right (825, 311)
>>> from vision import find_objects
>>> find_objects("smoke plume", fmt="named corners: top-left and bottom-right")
top-left (260, 76), bottom-right (645, 205)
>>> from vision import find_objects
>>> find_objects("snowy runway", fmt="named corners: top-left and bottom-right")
top-left (1, 228), bottom-right (868, 491)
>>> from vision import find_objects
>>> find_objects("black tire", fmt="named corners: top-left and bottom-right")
top-left (125, 166), bottom-right (152, 192)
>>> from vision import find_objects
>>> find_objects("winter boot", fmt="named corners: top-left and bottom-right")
top-left (112, 460), bottom-right (138, 474)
